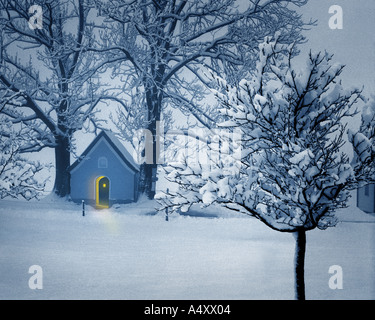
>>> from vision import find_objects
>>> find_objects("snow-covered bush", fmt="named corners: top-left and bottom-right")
top-left (157, 35), bottom-right (371, 299)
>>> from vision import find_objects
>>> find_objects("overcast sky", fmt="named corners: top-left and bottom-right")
top-left (297, 0), bottom-right (375, 97)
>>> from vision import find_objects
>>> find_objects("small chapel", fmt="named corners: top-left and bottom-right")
top-left (69, 130), bottom-right (140, 208)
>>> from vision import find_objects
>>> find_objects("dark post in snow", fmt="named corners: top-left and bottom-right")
top-left (82, 200), bottom-right (85, 217)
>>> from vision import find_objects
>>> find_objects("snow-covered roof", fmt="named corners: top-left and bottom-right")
top-left (69, 130), bottom-right (140, 172)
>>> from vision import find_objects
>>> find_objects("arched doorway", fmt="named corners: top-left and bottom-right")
top-left (96, 176), bottom-right (109, 208)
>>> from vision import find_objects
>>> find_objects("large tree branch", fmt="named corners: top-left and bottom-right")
top-left (0, 74), bottom-right (56, 133)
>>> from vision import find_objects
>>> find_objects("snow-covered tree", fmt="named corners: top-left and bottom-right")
top-left (0, 0), bottom-right (122, 197)
top-left (0, 107), bottom-right (47, 200)
top-left (94, 0), bottom-right (313, 199)
top-left (157, 35), bottom-right (371, 300)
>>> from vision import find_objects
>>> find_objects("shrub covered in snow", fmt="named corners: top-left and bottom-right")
top-left (157, 35), bottom-right (373, 299)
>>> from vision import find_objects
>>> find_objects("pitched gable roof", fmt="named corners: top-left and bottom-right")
top-left (69, 130), bottom-right (140, 173)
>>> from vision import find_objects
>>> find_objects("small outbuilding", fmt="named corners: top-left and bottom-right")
top-left (357, 183), bottom-right (375, 214)
top-left (69, 130), bottom-right (140, 208)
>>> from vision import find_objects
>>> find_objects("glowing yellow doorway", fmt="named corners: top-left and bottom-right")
top-left (96, 176), bottom-right (109, 209)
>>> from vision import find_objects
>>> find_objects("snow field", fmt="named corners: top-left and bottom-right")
top-left (0, 194), bottom-right (374, 300)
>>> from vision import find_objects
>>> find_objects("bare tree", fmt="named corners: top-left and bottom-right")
top-left (94, 0), bottom-right (313, 199)
top-left (157, 35), bottom-right (372, 299)
top-left (0, 0), bottom-right (121, 197)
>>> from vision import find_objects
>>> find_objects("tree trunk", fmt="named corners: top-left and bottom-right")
top-left (53, 135), bottom-right (71, 197)
top-left (138, 81), bottom-right (163, 200)
top-left (138, 163), bottom-right (156, 200)
top-left (137, 118), bottom-right (159, 200)
top-left (294, 229), bottom-right (306, 300)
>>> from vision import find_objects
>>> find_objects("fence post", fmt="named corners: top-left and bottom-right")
top-left (82, 200), bottom-right (85, 217)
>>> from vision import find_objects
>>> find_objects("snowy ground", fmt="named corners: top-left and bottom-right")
top-left (0, 192), bottom-right (374, 300)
